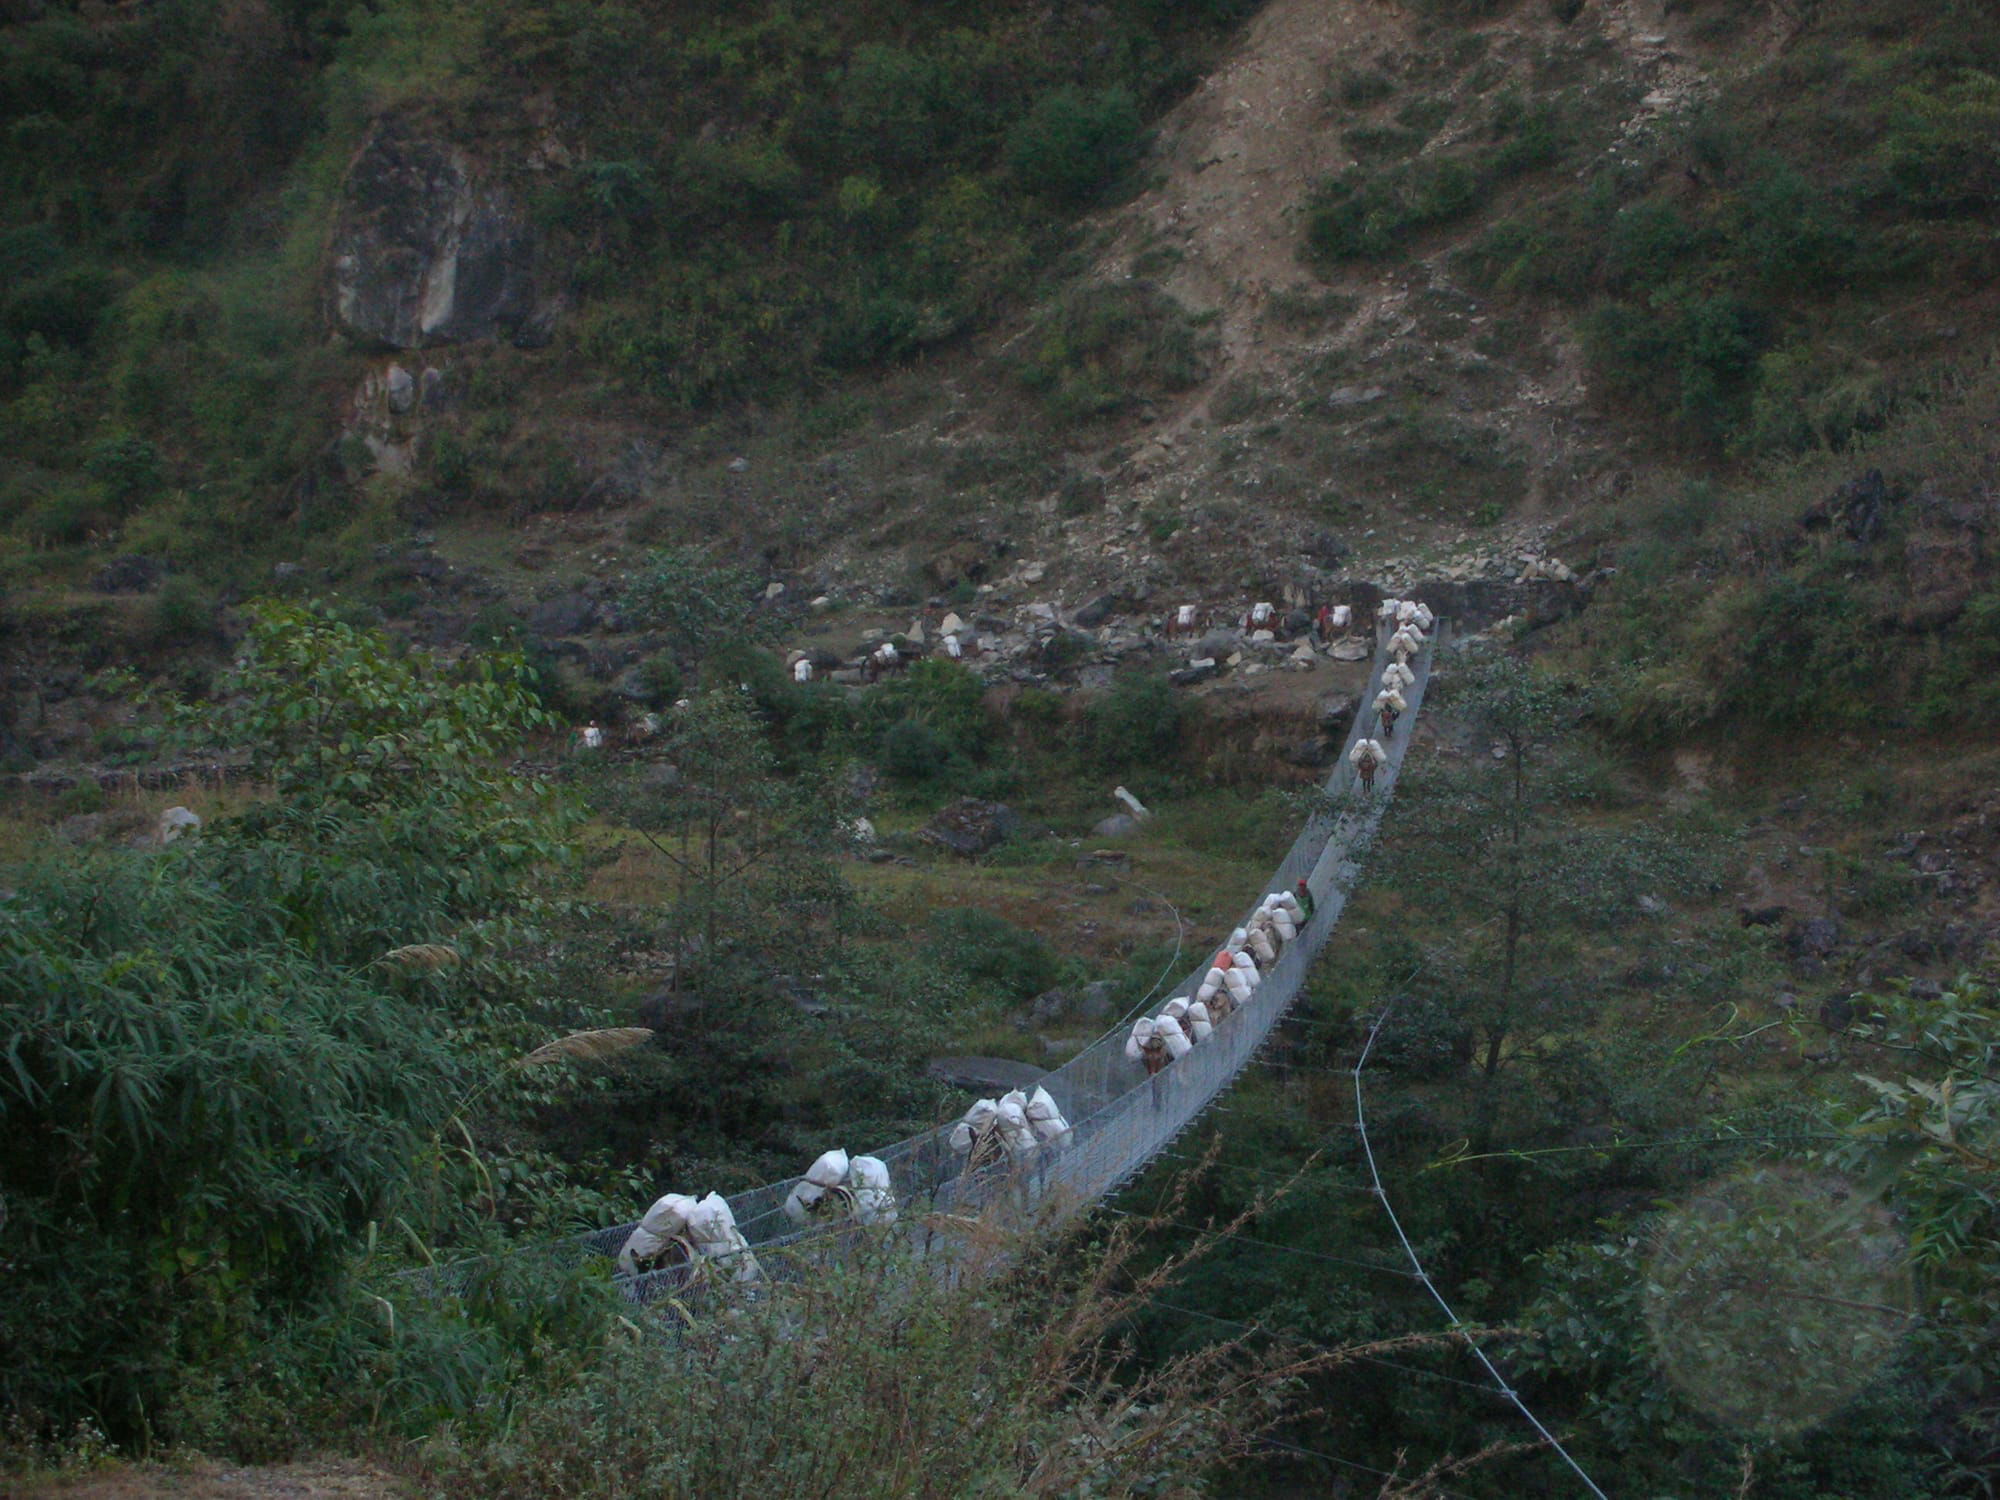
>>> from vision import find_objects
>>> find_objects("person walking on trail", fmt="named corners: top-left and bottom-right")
top-left (1350, 736), bottom-right (1386, 792)
top-left (1374, 686), bottom-right (1406, 738)
top-left (1291, 879), bottom-right (1316, 924)
top-left (577, 721), bottom-right (604, 751)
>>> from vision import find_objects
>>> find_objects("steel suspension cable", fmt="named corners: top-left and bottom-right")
top-left (1352, 1001), bottom-right (1612, 1500)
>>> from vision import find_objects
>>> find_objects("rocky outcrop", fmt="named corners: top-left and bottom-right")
top-left (326, 120), bottom-right (555, 350)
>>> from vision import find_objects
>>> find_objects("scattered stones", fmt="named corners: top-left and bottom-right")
top-left (1031, 988), bottom-right (1071, 1024)
top-left (728, 456), bottom-right (750, 473)
top-left (1092, 813), bottom-right (1140, 838)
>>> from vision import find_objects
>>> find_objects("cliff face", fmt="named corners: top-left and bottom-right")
top-left (326, 120), bottom-right (555, 350)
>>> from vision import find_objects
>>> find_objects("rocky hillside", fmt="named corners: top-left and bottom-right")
top-left (3, 0), bottom-right (1998, 767)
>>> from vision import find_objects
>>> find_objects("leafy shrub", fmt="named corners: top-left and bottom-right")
top-left (1086, 671), bottom-right (1184, 773)
top-left (85, 432), bottom-right (164, 508)
top-left (880, 716), bottom-right (949, 780)
top-left (1005, 86), bottom-right (1143, 204)
top-left (928, 906), bottom-right (1064, 1000)
top-left (146, 573), bottom-right (213, 646)
top-left (836, 45), bottom-right (964, 170)
top-left (1305, 157), bottom-right (1484, 262)
top-left (1016, 282), bottom-right (1209, 422)
top-left (1878, 70), bottom-right (2000, 215)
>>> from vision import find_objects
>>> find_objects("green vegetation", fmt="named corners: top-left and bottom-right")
top-left (1456, 2), bottom-right (2000, 448)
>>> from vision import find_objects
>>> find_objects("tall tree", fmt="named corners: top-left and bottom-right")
top-left (1377, 653), bottom-right (1709, 1150)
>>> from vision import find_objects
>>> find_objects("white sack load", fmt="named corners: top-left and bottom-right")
top-left (1378, 597), bottom-right (1403, 623)
top-left (618, 1191), bottom-right (699, 1275)
top-left (1125, 1017), bottom-right (1158, 1061)
top-left (783, 1147), bottom-right (853, 1226)
top-left (995, 1097), bottom-right (1040, 1158)
top-left (1161, 996), bottom-right (1196, 1044)
top-left (1025, 1085), bottom-right (1072, 1147)
top-left (793, 658), bottom-right (813, 684)
top-left (1157, 1020), bottom-right (1193, 1060)
top-left (1223, 965), bottom-right (1254, 1003)
top-left (1383, 661), bottom-right (1415, 692)
top-left (950, 1098), bottom-right (1000, 1154)
top-left (1274, 890), bottom-right (1304, 921)
top-left (1176, 604), bottom-right (1198, 629)
top-left (1330, 604), bottom-right (1352, 629)
top-left (1186, 1000), bottom-right (1214, 1042)
top-left (1250, 601), bottom-right (1274, 627)
top-left (1230, 949), bottom-right (1262, 987)
top-left (1413, 602), bottom-right (1435, 630)
top-left (848, 1155), bottom-right (898, 1225)
top-left (1269, 900), bottom-right (1297, 941)
top-left (1397, 600), bottom-right (1421, 626)
top-left (1247, 928), bottom-right (1278, 965)
top-left (687, 1191), bottom-right (762, 1283)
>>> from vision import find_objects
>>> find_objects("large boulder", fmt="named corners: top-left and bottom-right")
top-left (326, 120), bottom-right (554, 350)
top-left (921, 798), bottom-right (1018, 858)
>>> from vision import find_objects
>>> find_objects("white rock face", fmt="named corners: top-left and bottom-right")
top-left (158, 806), bottom-right (201, 844)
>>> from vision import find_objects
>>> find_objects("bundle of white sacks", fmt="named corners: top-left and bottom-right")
top-left (1126, 888), bottom-right (1307, 1077)
top-left (950, 1085), bottom-right (1073, 1165)
top-left (618, 1190), bottom-right (762, 1282)
top-left (781, 1148), bottom-right (899, 1227)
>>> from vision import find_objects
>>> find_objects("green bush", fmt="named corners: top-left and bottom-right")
top-left (1086, 670), bottom-right (1183, 773)
top-left (928, 906), bottom-right (1064, 1000)
top-left (1005, 86), bottom-right (1143, 204)
top-left (1016, 282), bottom-right (1209, 422)
top-left (880, 716), bottom-right (950, 780)
top-left (147, 573), bottom-right (213, 646)
top-left (1878, 70), bottom-right (2000, 215)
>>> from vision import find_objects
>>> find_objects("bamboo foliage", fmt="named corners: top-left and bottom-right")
top-left (516, 1028), bottom-right (656, 1068)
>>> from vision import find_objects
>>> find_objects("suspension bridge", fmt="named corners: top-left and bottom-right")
top-left (578, 619), bottom-right (1440, 1283)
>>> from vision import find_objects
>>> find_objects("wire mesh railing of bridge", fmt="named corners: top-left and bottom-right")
top-left (566, 621), bottom-right (1442, 1301)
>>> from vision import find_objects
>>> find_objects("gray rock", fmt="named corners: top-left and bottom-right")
top-left (1195, 628), bottom-right (1238, 659)
top-left (921, 799), bottom-right (1019, 858)
top-left (419, 366), bottom-right (449, 409)
top-left (91, 555), bottom-right (166, 594)
top-left (1318, 693), bottom-right (1357, 735)
top-left (1789, 917), bottom-right (1843, 958)
top-left (1327, 384), bottom-right (1388, 408)
top-left (1074, 593), bottom-right (1118, 629)
top-left (385, 363), bottom-right (416, 414)
top-left (728, 456), bottom-right (750, 473)
top-left (157, 806), bottom-right (202, 844)
top-left (1092, 813), bottom-right (1139, 839)
top-left (1079, 980), bottom-right (1117, 1021)
top-left (1169, 659), bottom-right (1218, 686)
top-left (1031, 988), bottom-right (1070, 1024)
top-left (1637, 894), bottom-right (1667, 917)
top-left (326, 118), bottom-right (552, 350)
top-left (636, 762), bottom-right (682, 794)
top-left (927, 1055), bottom-right (1045, 1093)
top-left (272, 562), bottom-right (306, 586)
top-left (529, 592), bottom-right (596, 638)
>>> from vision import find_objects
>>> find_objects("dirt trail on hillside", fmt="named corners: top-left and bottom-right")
top-left (1107, 0), bottom-right (1408, 415)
